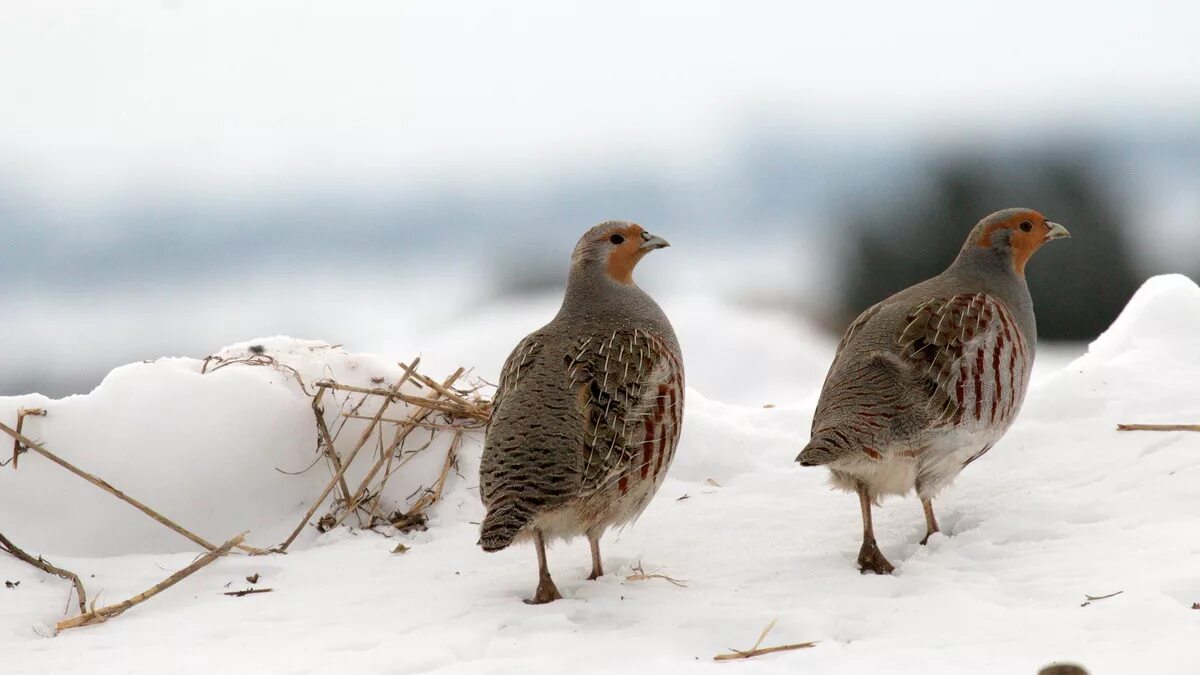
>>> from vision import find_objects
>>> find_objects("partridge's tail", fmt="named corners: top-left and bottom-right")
top-left (796, 430), bottom-right (845, 466)
top-left (478, 501), bottom-right (535, 552)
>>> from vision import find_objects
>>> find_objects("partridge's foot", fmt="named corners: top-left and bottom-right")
top-left (857, 539), bottom-right (895, 575)
top-left (524, 578), bottom-right (563, 604)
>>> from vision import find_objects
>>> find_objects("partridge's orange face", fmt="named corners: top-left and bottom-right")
top-left (976, 209), bottom-right (1070, 275)
top-left (603, 223), bottom-right (670, 284)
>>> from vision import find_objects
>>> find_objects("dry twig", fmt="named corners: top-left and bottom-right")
top-left (713, 619), bottom-right (819, 662)
top-left (202, 352), bottom-right (314, 395)
top-left (311, 387), bottom-right (354, 506)
top-left (5, 407), bottom-right (46, 470)
top-left (0, 421), bottom-right (266, 555)
top-left (340, 414), bottom-right (485, 431)
top-left (277, 360), bottom-right (427, 551)
top-left (625, 563), bottom-right (688, 588)
top-left (0, 530), bottom-right (87, 614)
top-left (57, 532), bottom-right (245, 632)
top-left (314, 377), bottom-right (488, 423)
top-left (333, 369), bottom-right (467, 529)
top-left (223, 588), bottom-right (273, 598)
top-left (276, 426), bottom-right (375, 551)
top-left (1080, 590), bottom-right (1124, 607)
top-left (385, 430), bottom-right (463, 526)
top-left (399, 362), bottom-right (487, 406)
top-left (1116, 424), bottom-right (1200, 432)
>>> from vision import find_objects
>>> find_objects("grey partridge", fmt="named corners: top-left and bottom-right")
top-left (479, 221), bottom-right (684, 603)
top-left (798, 208), bottom-right (1069, 574)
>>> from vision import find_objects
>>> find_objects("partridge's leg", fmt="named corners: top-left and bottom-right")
top-left (526, 529), bottom-right (563, 604)
top-left (920, 497), bottom-right (940, 545)
top-left (586, 529), bottom-right (604, 580)
top-left (856, 484), bottom-right (895, 575)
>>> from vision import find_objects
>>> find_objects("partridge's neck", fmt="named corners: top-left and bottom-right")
top-left (944, 245), bottom-right (1037, 346)
top-left (557, 261), bottom-right (669, 330)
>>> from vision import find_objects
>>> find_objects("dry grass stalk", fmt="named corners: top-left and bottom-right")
top-left (56, 532), bottom-right (245, 632)
top-left (6, 407), bottom-right (46, 470)
top-left (316, 385), bottom-right (485, 421)
top-left (385, 430), bottom-right (463, 526)
top-left (365, 432), bottom-right (437, 525)
top-left (202, 352), bottom-right (314, 394)
top-left (0, 420), bottom-right (266, 556)
top-left (332, 369), bottom-right (467, 529)
top-left (277, 420), bottom-right (378, 551)
top-left (0, 530), bottom-right (88, 615)
top-left (375, 420), bottom-right (443, 510)
top-left (1116, 424), bottom-right (1200, 432)
top-left (0, 417), bottom-right (240, 554)
top-left (337, 361), bottom-right (424, 482)
top-left (340, 413), bottom-right (485, 431)
top-left (223, 588), bottom-right (273, 597)
top-left (365, 374), bottom-right (462, 522)
top-left (399, 362), bottom-right (492, 412)
top-left (277, 360), bottom-right (427, 551)
top-left (1080, 590), bottom-right (1124, 607)
top-left (625, 563), bottom-right (688, 588)
top-left (325, 382), bottom-right (374, 447)
top-left (194, 353), bottom-right (480, 539)
top-left (314, 377), bottom-right (489, 423)
top-left (713, 619), bottom-right (819, 662)
top-left (311, 387), bottom-right (354, 507)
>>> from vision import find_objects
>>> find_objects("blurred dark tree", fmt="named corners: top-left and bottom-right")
top-left (838, 151), bottom-right (1140, 341)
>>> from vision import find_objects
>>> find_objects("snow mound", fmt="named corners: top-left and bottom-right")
top-left (1025, 274), bottom-right (1200, 426)
top-left (0, 338), bottom-right (462, 556)
top-left (1087, 273), bottom-right (1200, 359)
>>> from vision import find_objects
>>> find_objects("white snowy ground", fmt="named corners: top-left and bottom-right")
top-left (3, 275), bottom-right (1199, 674)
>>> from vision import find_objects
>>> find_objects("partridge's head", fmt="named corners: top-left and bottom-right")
top-left (570, 221), bottom-right (670, 285)
top-left (966, 208), bottom-right (1070, 275)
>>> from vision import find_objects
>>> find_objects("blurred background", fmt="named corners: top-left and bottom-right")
top-left (2, 1), bottom-right (1197, 399)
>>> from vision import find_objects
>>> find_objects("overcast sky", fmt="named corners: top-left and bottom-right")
top-left (3, 0), bottom-right (1197, 202)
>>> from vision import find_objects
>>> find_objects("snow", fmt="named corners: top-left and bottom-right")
top-left (0, 338), bottom-right (458, 557)
top-left (3, 275), bottom-right (1200, 674)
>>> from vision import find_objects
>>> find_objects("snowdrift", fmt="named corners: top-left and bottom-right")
top-left (3, 275), bottom-right (1200, 674)
top-left (0, 338), bottom-right (474, 556)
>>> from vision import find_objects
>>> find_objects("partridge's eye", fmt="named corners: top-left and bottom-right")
top-left (610, 234), bottom-right (625, 245)
top-left (1019, 221), bottom-right (1033, 232)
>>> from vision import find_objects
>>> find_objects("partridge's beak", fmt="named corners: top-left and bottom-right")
top-left (1045, 222), bottom-right (1070, 241)
top-left (639, 234), bottom-right (670, 251)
